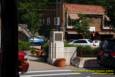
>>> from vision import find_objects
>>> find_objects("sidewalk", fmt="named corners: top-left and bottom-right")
top-left (26, 51), bottom-right (101, 71)
top-left (26, 51), bottom-right (80, 71)
top-left (28, 60), bottom-right (79, 71)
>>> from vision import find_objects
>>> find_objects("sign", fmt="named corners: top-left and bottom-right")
top-left (89, 27), bottom-right (95, 32)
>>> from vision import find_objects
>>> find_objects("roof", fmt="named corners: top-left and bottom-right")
top-left (64, 3), bottom-right (105, 15)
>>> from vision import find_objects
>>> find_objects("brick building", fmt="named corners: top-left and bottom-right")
top-left (41, 2), bottom-right (114, 40)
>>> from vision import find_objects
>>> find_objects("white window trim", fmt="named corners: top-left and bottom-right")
top-left (102, 26), bottom-right (112, 29)
top-left (67, 25), bottom-right (74, 29)
top-left (54, 17), bottom-right (60, 26)
top-left (47, 17), bottom-right (50, 25)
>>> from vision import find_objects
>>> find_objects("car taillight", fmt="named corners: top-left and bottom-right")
top-left (110, 52), bottom-right (115, 57)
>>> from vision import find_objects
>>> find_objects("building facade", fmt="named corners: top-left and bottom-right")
top-left (42, 2), bottom-right (114, 40)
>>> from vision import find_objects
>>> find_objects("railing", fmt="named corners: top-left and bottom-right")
top-left (18, 26), bottom-right (32, 38)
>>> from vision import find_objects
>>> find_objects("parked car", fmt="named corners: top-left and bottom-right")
top-left (97, 39), bottom-right (115, 68)
top-left (29, 36), bottom-right (45, 45)
top-left (18, 51), bottom-right (29, 73)
top-left (68, 39), bottom-right (93, 46)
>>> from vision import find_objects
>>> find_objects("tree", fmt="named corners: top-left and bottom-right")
top-left (74, 15), bottom-right (90, 38)
top-left (17, 0), bottom-right (48, 36)
top-left (38, 25), bottom-right (51, 39)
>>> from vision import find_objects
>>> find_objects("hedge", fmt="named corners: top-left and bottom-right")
top-left (77, 45), bottom-right (99, 57)
top-left (18, 40), bottom-right (31, 50)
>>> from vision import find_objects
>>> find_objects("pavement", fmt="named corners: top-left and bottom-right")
top-left (26, 50), bottom-right (103, 71)
top-left (28, 58), bottom-right (82, 71)
top-left (20, 61), bottom-right (115, 77)
top-left (26, 51), bottom-right (80, 71)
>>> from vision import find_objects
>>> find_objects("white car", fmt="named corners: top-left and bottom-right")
top-left (92, 40), bottom-right (101, 47)
top-left (68, 39), bottom-right (93, 46)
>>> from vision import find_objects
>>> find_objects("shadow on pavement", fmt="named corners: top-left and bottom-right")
top-left (83, 59), bottom-right (115, 74)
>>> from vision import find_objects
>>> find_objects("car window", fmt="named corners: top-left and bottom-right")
top-left (88, 39), bottom-right (93, 43)
top-left (74, 40), bottom-right (80, 43)
top-left (74, 40), bottom-right (87, 43)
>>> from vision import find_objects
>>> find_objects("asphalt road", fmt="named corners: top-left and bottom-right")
top-left (20, 69), bottom-right (115, 77)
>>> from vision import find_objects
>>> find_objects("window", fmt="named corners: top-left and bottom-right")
top-left (103, 16), bottom-right (112, 29)
top-left (68, 18), bottom-right (77, 26)
top-left (47, 17), bottom-right (50, 25)
top-left (88, 39), bottom-right (93, 43)
top-left (74, 40), bottom-right (80, 43)
top-left (54, 17), bottom-right (60, 25)
top-left (79, 40), bottom-right (87, 43)
top-left (74, 40), bottom-right (87, 43)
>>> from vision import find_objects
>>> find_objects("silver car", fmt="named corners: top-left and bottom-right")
top-left (68, 39), bottom-right (93, 46)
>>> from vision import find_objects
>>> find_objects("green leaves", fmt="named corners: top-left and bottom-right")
top-left (18, 40), bottom-right (31, 50)
top-left (74, 15), bottom-right (90, 38)
top-left (18, 0), bottom-right (48, 36)
top-left (77, 45), bottom-right (99, 57)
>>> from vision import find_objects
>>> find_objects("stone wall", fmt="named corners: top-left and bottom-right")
top-left (64, 47), bottom-right (77, 65)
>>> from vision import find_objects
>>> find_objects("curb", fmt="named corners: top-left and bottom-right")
top-left (72, 57), bottom-right (98, 68)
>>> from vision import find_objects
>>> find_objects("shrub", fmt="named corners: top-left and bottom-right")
top-left (43, 42), bottom-right (48, 51)
top-left (42, 42), bottom-right (49, 56)
top-left (30, 47), bottom-right (36, 54)
top-left (18, 40), bottom-right (31, 50)
top-left (77, 45), bottom-right (99, 57)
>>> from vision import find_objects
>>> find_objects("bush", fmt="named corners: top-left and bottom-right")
top-left (18, 40), bottom-right (31, 50)
top-left (77, 45), bottom-right (99, 57)
top-left (30, 47), bottom-right (36, 54)
top-left (43, 42), bottom-right (49, 52)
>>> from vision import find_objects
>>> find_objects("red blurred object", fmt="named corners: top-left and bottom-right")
top-left (98, 50), bottom-right (104, 56)
top-left (19, 61), bottom-right (29, 72)
top-left (18, 51), bottom-right (25, 62)
top-left (111, 52), bottom-right (115, 57)
top-left (18, 51), bottom-right (29, 73)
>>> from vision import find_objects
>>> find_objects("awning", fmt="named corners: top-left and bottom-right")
top-left (69, 14), bottom-right (80, 20)
top-left (99, 32), bottom-right (114, 35)
top-left (67, 31), bottom-right (78, 34)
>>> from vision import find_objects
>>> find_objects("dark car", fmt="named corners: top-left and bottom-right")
top-left (97, 39), bottom-right (115, 68)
